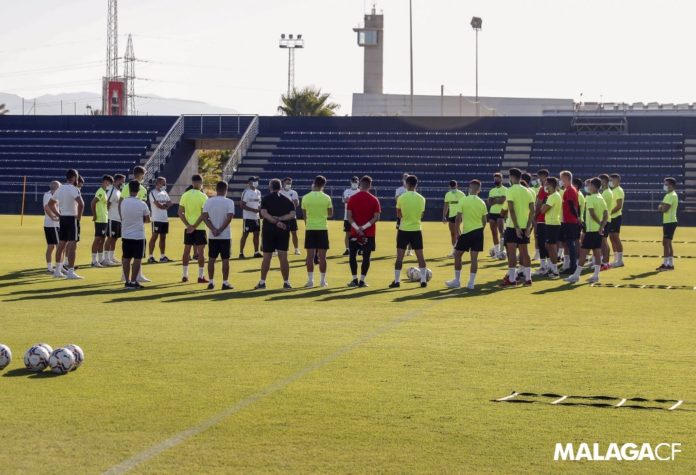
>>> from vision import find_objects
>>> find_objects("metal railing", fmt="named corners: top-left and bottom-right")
top-left (182, 114), bottom-right (257, 136)
top-left (222, 115), bottom-right (259, 182)
top-left (143, 116), bottom-right (184, 182)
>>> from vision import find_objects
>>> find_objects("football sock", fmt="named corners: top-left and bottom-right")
top-left (307, 272), bottom-right (314, 283)
top-left (182, 265), bottom-right (189, 278)
top-left (523, 267), bottom-right (532, 281)
top-left (209, 279), bottom-right (215, 286)
top-left (454, 270), bottom-right (461, 281)
top-left (360, 274), bottom-right (367, 281)
top-left (419, 267), bottom-right (427, 283)
top-left (468, 273), bottom-right (476, 286)
top-left (320, 273), bottom-right (326, 285)
top-left (394, 269), bottom-right (401, 282)
top-left (352, 274), bottom-right (358, 280)
top-left (198, 267), bottom-right (204, 278)
top-left (593, 265), bottom-right (601, 278)
top-left (507, 268), bottom-right (516, 281)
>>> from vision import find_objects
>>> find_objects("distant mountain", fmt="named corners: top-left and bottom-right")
top-left (0, 91), bottom-right (238, 116)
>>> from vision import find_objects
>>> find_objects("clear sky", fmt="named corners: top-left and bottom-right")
top-left (1, 0), bottom-right (694, 115)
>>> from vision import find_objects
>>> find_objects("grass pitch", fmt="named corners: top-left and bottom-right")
top-left (0, 214), bottom-right (695, 474)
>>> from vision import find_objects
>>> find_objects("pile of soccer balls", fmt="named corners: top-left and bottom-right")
top-left (407, 267), bottom-right (433, 282)
top-left (0, 342), bottom-right (84, 375)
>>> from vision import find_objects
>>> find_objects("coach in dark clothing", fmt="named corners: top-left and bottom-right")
top-left (254, 179), bottom-right (296, 290)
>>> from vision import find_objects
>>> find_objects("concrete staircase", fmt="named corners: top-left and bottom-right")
top-left (228, 136), bottom-right (280, 194)
top-left (501, 137), bottom-right (533, 173)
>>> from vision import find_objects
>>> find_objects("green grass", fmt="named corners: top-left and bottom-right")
top-left (0, 214), bottom-right (695, 474)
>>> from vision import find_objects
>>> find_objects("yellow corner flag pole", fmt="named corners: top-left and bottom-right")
top-left (20, 175), bottom-right (27, 226)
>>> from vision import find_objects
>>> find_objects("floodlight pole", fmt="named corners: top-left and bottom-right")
top-left (471, 16), bottom-right (482, 117)
top-left (279, 34), bottom-right (304, 96)
top-left (409, 0), bottom-right (414, 116)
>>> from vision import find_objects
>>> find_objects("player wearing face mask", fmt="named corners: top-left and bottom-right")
top-left (280, 177), bottom-right (301, 255)
top-left (239, 176), bottom-right (263, 259)
top-left (442, 180), bottom-right (465, 257)
top-left (394, 173), bottom-right (413, 256)
top-left (342, 176), bottom-right (360, 256)
top-left (487, 172), bottom-right (507, 259)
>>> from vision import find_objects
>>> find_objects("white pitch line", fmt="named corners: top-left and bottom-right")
top-left (496, 392), bottom-right (519, 402)
top-left (551, 395), bottom-right (568, 405)
top-left (668, 400), bottom-right (684, 411)
top-left (102, 301), bottom-right (442, 475)
top-left (615, 398), bottom-right (627, 407)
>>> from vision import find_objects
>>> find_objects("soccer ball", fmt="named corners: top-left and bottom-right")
top-left (406, 267), bottom-right (433, 282)
top-left (24, 345), bottom-right (51, 372)
top-left (48, 348), bottom-right (76, 375)
top-left (65, 344), bottom-right (84, 370)
top-left (488, 246), bottom-right (497, 257)
top-left (498, 250), bottom-right (507, 260)
top-left (0, 344), bottom-right (11, 370)
top-left (36, 342), bottom-right (53, 354)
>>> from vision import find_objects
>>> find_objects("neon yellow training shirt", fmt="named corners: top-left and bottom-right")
top-left (661, 191), bottom-right (678, 224)
top-left (301, 191), bottom-right (333, 230)
top-left (444, 189), bottom-right (465, 218)
top-left (488, 185), bottom-right (507, 214)
top-left (458, 195), bottom-right (487, 234)
top-left (544, 191), bottom-right (562, 226)
top-left (585, 193), bottom-right (608, 232)
top-left (94, 187), bottom-right (108, 223)
top-left (611, 186), bottom-right (625, 218)
top-left (578, 191), bottom-right (586, 223)
top-left (179, 188), bottom-right (208, 231)
top-left (505, 184), bottom-right (534, 229)
top-left (397, 191), bottom-right (426, 231)
top-left (601, 188), bottom-right (614, 223)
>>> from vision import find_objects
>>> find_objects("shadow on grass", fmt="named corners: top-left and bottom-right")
top-left (4, 282), bottom-right (181, 302)
top-left (623, 270), bottom-right (660, 280)
top-left (2, 368), bottom-right (37, 378)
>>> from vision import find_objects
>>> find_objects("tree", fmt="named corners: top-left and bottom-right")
top-left (277, 86), bottom-right (340, 117)
top-left (0, 104), bottom-right (8, 115)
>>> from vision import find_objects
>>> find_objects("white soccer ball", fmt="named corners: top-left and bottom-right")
top-left (64, 344), bottom-right (84, 370)
top-left (36, 342), bottom-right (53, 355)
top-left (499, 250), bottom-right (507, 260)
top-left (48, 348), bottom-right (76, 375)
top-left (424, 268), bottom-right (433, 281)
top-left (0, 344), bottom-right (12, 370)
top-left (488, 246), bottom-right (497, 257)
top-left (407, 267), bottom-right (421, 282)
top-left (24, 345), bottom-right (51, 372)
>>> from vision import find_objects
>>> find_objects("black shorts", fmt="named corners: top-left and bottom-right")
top-left (535, 222), bottom-right (546, 246)
top-left (44, 226), bottom-right (59, 245)
top-left (504, 227), bottom-right (530, 245)
top-left (152, 221), bottom-right (169, 234)
top-left (487, 212), bottom-right (502, 222)
top-left (561, 222), bottom-right (580, 241)
top-left (447, 216), bottom-right (456, 224)
top-left (343, 220), bottom-right (351, 233)
top-left (262, 226), bottom-right (290, 253)
top-left (396, 230), bottom-right (424, 250)
top-left (581, 231), bottom-right (602, 250)
top-left (608, 215), bottom-right (622, 234)
top-left (305, 230), bottom-right (330, 250)
top-left (663, 222), bottom-right (678, 240)
top-left (122, 238), bottom-right (145, 259)
top-left (184, 230), bottom-right (207, 246)
top-left (455, 228), bottom-right (484, 252)
top-left (287, 219), bottom-right (298, 232)
top-left (94, 222), bottom-right (107, 238)
top-left (244, 219), bottom-right (260, 233)
top-left (545, 225), bottom-right (561, 244)
top-left (58, 216), bottom-right (79, 242)
top-left (349, 236), bottom-right (376, 252)
top-left (108, 220), bottom-right (121, 239)
top-left (208, 239), bottom-right (231, 260)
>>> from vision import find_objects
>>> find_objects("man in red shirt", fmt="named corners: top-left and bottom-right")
top-left (559, 170), bottom-right (581, 274)
top-left (346, 175), bottom-right (382, 287)
top-left (532, 169), bottom-right (550, 275)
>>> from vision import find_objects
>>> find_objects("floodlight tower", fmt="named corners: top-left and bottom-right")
top-left (279, 34), bottom-right (304, 95)
top-left (124, 34), bottom-right (136, 115)
top-left (106, 0), bottom-right (118, 79)
top-left (470, 16), bottom-right (482, 116)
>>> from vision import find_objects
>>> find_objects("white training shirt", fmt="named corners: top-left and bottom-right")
top-left (120, 197), bottom-right (150, 240)
top-left (43, 191), bottom-right (59, 227)
top-left (241, 188), bottom-right (262, 220)
top-left (203, 196), bottom-right (236, 240)
top-left (395, 185), bottom-right (407, 199)
top-left (280, 188), bottom-right (299, 207)
top-left (52, 183), bottom-right (81, 216)
top-left (342, 187), bottom-right (359, 219)
top-left (107, 186), bottom-right (122, 222)
top-left (149, 188), bottom-right (171, 223)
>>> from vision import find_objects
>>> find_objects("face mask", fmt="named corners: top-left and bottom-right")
top-left (663, 185), bottom-right (669, 192)
top-left (494, 179), bottom-right (501, 185)
top-left (450, 187), bottom-right (457, 192)
top-left (584, 186), bottom-right (590, 194)
top-left (284, 184), bottom-right (291, 191)
top-left (252, 181), bottom-right (259, 188)
top-left (544, 186), bottom-right (551, 193)
top-left (531, 179), bottom-right (539, 187)
top-left (508, 180), bottom-right (513, 186)
top-left (609, 182), bottom-right (616, 189)
top-left (351, 183), bottom-right (358, 190)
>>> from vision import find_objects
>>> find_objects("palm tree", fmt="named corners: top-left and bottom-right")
top-left (0, 103), bottom-right (8, 115)
top-left (278, 87), bottom-right (340, 116)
